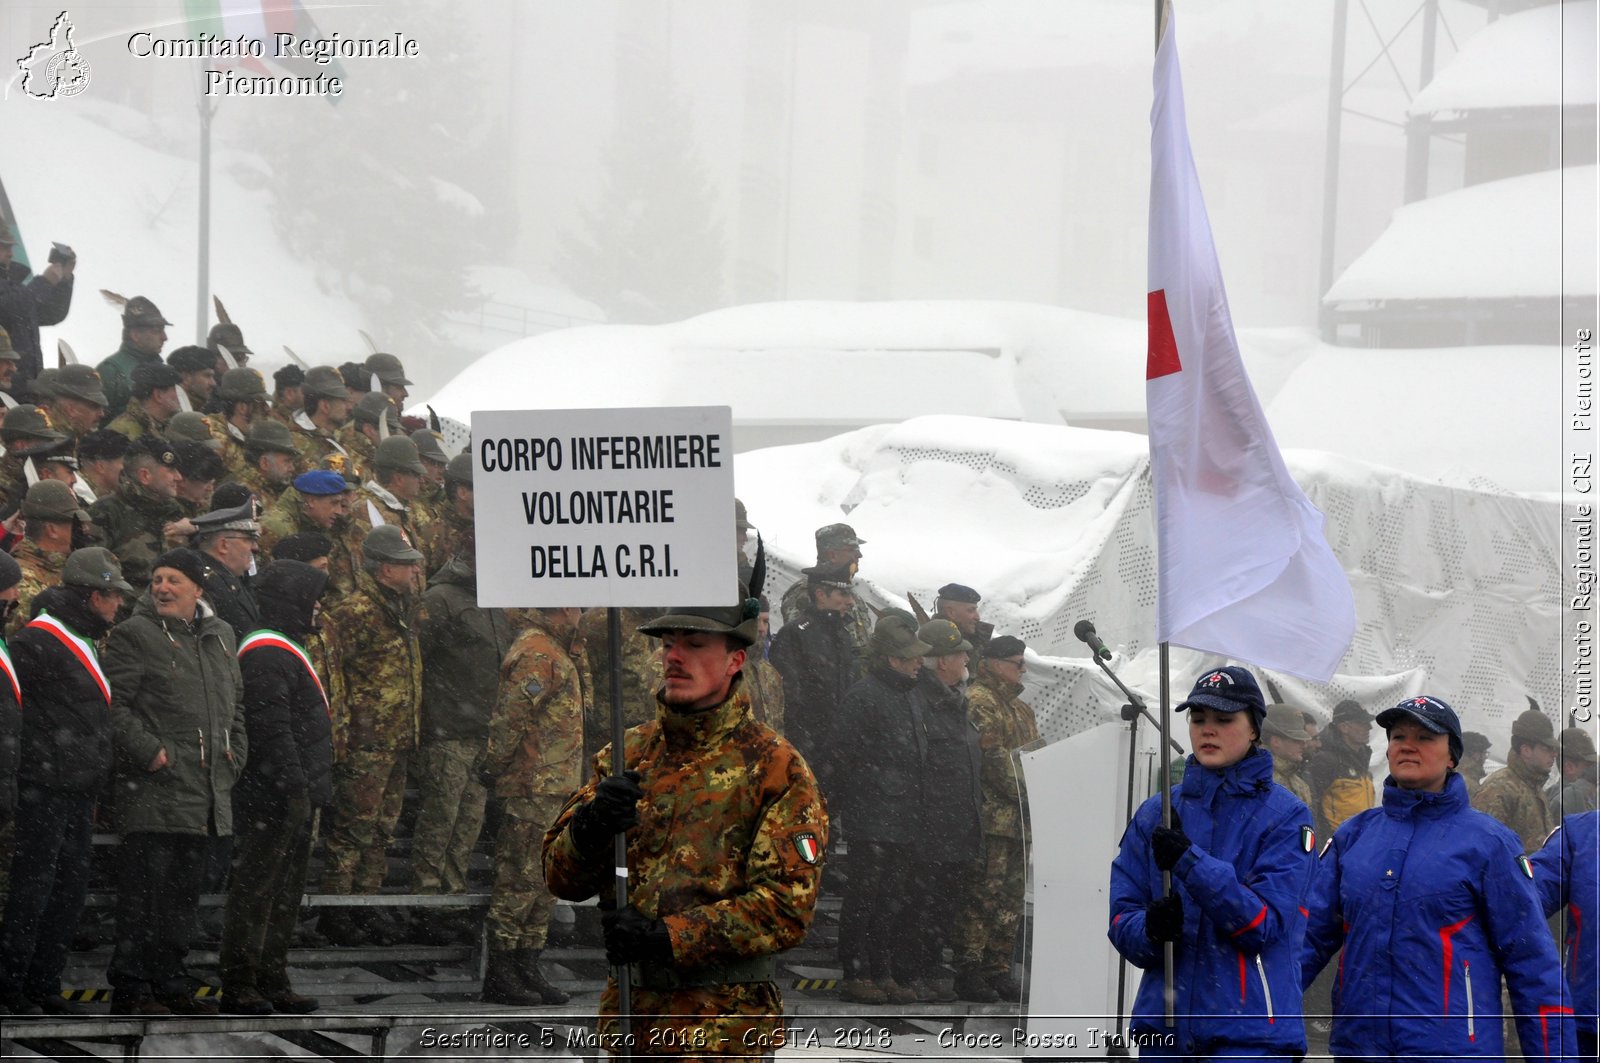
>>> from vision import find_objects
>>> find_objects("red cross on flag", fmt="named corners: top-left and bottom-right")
top-left (1145, 6), bottom-right (1354, 683)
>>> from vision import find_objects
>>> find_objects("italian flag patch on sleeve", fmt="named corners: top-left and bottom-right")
top-left (1300, 826), bottom-right (1317, 853)
top-left (1517, 855), bottom-right (1534, 880)
top-left (793, 832), bottom-right (820, 865)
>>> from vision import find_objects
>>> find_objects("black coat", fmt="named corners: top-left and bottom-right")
top-left (233, 631), bottom-right (333, 815)
top-left (826, 662), bottom-right (923, 842)
top-left (910, 670), bottom-right (983, 862)
top-left (0, 262), bottom-right (73, 386)
top-left (201, 557), bottom-right (260, 643)
top-left (769, 607), bottom-right (857, 763)
top-left (9, 586), bottom-right (115, 795)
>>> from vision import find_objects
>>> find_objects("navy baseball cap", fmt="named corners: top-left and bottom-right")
top-left (1376, 694), bottom-right (1463, 763)
top-left (1176, 666), bottom-right (1267, 727)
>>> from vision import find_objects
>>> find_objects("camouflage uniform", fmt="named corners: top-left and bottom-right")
top-left (0, 454), bottom-right (30, 514)
top-left (104, 400), bottom-right (169, 442)
top-left (1471, 756), bottom-right (1556, 854)
top-left (230, 463), bottom-right (287, 510)
top-left (1273, 757), bottom-right (1314, 806)
top-left (483, 612), bottom-right (589, 951)
top-left (953, 669), bottom-right (1040, 980)
top-left (7, 540), bottom-right (68, 636)
top-left (543, 679), bottom-right (829, 1056)
top-left (579, 607), bottom-right (661, 763)
top-left (216, 420), bottom-right (251, 481)
top-left (419, 508), bottom-right (474, 571)
top-left (87, 481), bottom-right (185, 592)
top-left (335, 423), bottom-right (377, 482)
top-left (258, 487), bottom-right (356, 596)
top-left (287, 412), bottom-right (352, 477)
top-left (742, 656), bottom-right (785, 734)
top-left (344, 482), bottom-right (432, 575)
top-left (318, 570), bottom-right (422, 895)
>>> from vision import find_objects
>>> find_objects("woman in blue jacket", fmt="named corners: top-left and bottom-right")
top-left (1302, 695), bottom-right (1578, 1060)
top-left (1109, 666), bottom-right (1316, 1059)
top-left (1530, 810), bottom-right (1598, 1058)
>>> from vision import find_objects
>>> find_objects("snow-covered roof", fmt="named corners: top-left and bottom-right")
top-left (1324, 165), bottom-right (1596, 302)
top-left (1410, 1), bottom-right (1597, 115)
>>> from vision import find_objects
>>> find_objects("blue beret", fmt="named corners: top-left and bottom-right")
top-left (293, 470), bottom-right (347, 496)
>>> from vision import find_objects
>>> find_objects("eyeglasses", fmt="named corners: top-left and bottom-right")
top-left (999, 657), bottom-right (1027, 670)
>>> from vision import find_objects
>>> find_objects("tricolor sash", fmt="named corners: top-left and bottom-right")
top-left (0, 639), bottom-right (20, 704)
top-left (238, 630), bottom-right (329, 714)
top-left (28, 614), bottom-right (110, 704)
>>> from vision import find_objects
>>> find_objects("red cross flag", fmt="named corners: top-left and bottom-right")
top-left (1145, 7), bottom-right (1354, 683)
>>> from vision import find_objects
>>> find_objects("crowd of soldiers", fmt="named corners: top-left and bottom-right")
top-left (0, 270), bottom-right (1043, 1029)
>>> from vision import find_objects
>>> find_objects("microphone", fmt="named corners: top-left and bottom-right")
top-left (1074, 619), bottom-right (1114, 662)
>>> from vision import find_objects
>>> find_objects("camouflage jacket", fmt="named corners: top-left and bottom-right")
top-left (543, 679), bottom-right (828, 1050)
top-left (9, 538), bottom-right (68, 636)
top-left (778, 576), bottom-right (872, 656)
top-left (258, 486), bottom-right (356, 596)
top-left (335, 423), bottom-right (377, 481)
top-left (230, 462), bottom-right (287, 510)
top-left (345, 481), bottom-right (432, 574)
top-left (742, 657), bottom-right (785, 735)
top-left (579, 607), bottom-right (662, 763)
top-left (0, 453), bottom-right (29, 515)
top-left (1273, 758), bottom-right (1314, 808)
top-left (287, 411), bottom-right (352, 476)
top-left (1471, 755), bottom-right (1555, 853)
top-left (88, 481), bottom-right (185, 592)
top-left (320, 570), bottom-right (422, 755)
top-left (966, 671), bottom-right (1041, 838)
top-left (216, 419), bottom-right (251, 480)
top-left (105, 399), bottom-right (168, 442)
top-left (484, 611), bottom-right (589, 799)
top-left (419, 507), bottom-right (474, 572)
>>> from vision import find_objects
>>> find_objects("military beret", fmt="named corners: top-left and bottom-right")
top-left (166, 345), bottom-right (216, 375)
top-left (293, 469), bottom-right (347, 496)
top-left (52, 364), bottom-right (108, 407)
top-left (982, 634), bottom-right (1027, 659)
top-left (937, 583), bottom-right (981, 604)
top-left (129, 435), bottom-right (179, 467)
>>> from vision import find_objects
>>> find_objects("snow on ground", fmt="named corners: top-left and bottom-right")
top-left (1410, 0), bottom-right (1596, 114)
top-left (1323, 165), bottom-right (1596, 303)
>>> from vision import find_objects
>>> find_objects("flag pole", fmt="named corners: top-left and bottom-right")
top-left (195, 67), bottom-right (215, 345)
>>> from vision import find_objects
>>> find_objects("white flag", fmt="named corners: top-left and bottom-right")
top-left (1145, 8), bottom-right (1354, 683)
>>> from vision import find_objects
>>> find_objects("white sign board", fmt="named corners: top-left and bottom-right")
top-left (471, 406), bottom-right (736, 608)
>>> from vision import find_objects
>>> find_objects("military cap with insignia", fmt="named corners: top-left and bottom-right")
top-left (129, 362), bottom-right (182, 398)
top-left (244, 418), bottom-right (299, 456)
top-left (0, 325), bottom-right (17, 362)
top-left (363, 524), bottom-right (424, 563)
top-left (0, 405), bottom-right (67, 443)
top-left (122, 295), bottom-right (172, 329)
top-left (216, 367), bottom-right (266, 402)
top-left (166, 345), bottom-right (216, 374)
top-left (51, 364), bottom-right (109, 407)
top-left (302, 366), bottom-right (349, 401)
top-left (373, 434), bottom-right (424, 475)
top-left (63, 547), bottom-right (135, 593)
top-left (192, 499), bottom-right (262, 537)
top-left (25, 436), bottom-right (79, 468)
top-left (129, 434), bottom-right (180, 468)
top-left (804, 561), bottom-right (855, 589)
top-left (815, 523), bottom-right (865, 550)
top-left (937, 582), bottom-right (981, 604)
top-left (918, 619), bottom-right (972, 657)
top-left (21, 479), bottom-right (91, 523)
top-left (363, 352), bottom-right (412, 387)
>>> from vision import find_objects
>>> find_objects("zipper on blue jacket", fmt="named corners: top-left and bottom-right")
top-left (1254, 954), bottom-right (1274, 1023)
top-left (1464, 960), bottom-right (1474, 1041)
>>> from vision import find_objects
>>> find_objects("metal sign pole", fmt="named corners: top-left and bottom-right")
top-left (608, 605), bottom-right (631, 1056)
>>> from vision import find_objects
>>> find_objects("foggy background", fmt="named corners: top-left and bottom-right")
top-left (7, 0), bottom-right (1575, 404)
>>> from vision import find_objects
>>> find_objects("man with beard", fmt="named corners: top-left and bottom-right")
top-left (543, 573), bottom-right (828, 1056)
top-left (316, 525), bottom-right (424, 946)
top-left (287, 367), bottom-right (355, 475)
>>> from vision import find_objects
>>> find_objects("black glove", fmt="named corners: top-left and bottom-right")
top-left (570, 770), bottom-right (644, 856)
top-left (1145, 892), bottom-right (1184, 943)
top-left (601, 904), bottom-right (674, 967)
top-left (1151, 811), bottom-right (1191, 872)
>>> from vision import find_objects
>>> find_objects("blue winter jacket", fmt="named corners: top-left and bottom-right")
top-left (1302, 772), bottom-right (1578, 1060)
top-left (1109, 748), bottom-right (1316, 1057)
top-left (1530, 811), bottom-right (1599, 1037)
